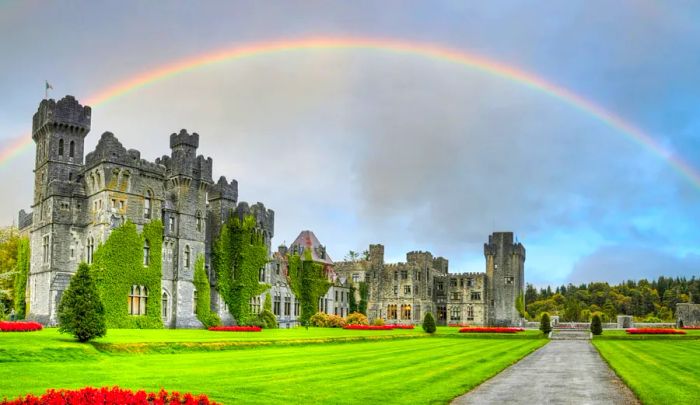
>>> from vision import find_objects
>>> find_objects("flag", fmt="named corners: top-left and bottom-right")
top-left (45, 80), bottom-right (53, 90)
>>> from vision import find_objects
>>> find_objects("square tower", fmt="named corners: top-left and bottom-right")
top-left (484, 232), bottom-right (525, 326)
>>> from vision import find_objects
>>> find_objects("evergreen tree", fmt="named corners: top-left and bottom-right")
top-left (348, 285), bottom-right (357, 313)
top-left (422, 312), bottom-right (436, 334)
top-left (539, 312), bottom-right (551, 335)
top-left (358, 282), bottom-right (368, 315)
top-left (590, 313), bottom-right (603, 335)
top-left (58, 263), bottom-right (106, 342)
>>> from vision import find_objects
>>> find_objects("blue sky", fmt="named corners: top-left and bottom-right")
top-left (1, 0), bottom-right (699, 286)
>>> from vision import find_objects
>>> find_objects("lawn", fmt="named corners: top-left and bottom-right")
top-left (0, 328), bottom-right (546, 404)
top-left (593, 339), bottom-right (700, 404)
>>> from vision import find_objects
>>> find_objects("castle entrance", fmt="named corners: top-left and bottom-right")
top-left (437, 305), bottom-right (447, 325)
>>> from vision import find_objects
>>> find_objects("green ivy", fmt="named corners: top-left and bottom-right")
top-left (193, 254), bottom-right (220, 328)
top-left (212, 215), bottom-right (269, 326)
top-left (91, 220), bottom-right (163, 329)
top-left (263, 292), bottom-right (272, 311)
top-left (348, 284), bottom-right (357, 313)
top-left (13, 237), bottom-right (30, 318)
top-left (358, 282), bottom-right (368, 315)
top-left (287, 250), bottom-right (331, 325)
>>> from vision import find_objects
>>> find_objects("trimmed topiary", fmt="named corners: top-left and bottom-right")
top-left (540, 312), bottom-right (552, 335)
top-left (422, 312), bottom-right (436, 334)
top-left (590, 313), bottom-right (603, 335)
top-left (58, 263), bottom-right (107, 342)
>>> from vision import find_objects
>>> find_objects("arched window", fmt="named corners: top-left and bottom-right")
top-left (450, 306), bottom-right (461, 321)
top-left (143, 240), bottom-right (150, 266)
top-left (128, 285), bottom-right (148, 315)
top-left (184, 245), bottom-right (190, 268)
top-left (161, 291), bottom-right (169, 321)
top-left (466, 305), bottom-right (474, 321)
top-left (86, 237), bottom-right (95, 264)
top-left (144, 190), bottom-right (152, 219)
top-left (193, 290), bottom-right (198, 315)
top-left (196, 211), bottom-right (203, 232)
top-left (58, 139), bottom-right (64, 156)
top-left (69, 141), bottom-right (75, 158)
top-left (401, 305), bottom-right (412, 320)
top-left (387, 304), bottom-right (397, 320)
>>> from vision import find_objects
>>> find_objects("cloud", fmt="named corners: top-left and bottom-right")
top-left (568, 246), bottom-right (700, 284)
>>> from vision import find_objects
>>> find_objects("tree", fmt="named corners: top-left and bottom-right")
top-left (539, 312), bottom-right (551, 335)
top-left (348, 285), bottom-right (357, 313)
top-left (344, 250), bottom-right (359, 262)
top-left (13, 237), bottom-right (30, 318)
top-left (515, 293), bottom-right (526, 319)
top-left (422, 312), bottom-right (436, 334)
top-left (58, 263), bottom-right (107, 342)
top-left (590, 313), bottom-right (602, 335)
top-left (264, 292), bottom-right (272, 312)
top-left (358, 282), bottom-right (368, 315)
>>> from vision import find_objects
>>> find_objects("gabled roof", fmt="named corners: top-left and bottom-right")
top-left (290, 230), bottom-right (333, 265)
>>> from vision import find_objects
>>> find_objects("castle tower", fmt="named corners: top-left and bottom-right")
top-left (28, 96), bottom-right (91, 324)
top-left (484, 232), bottom-right (525, 326)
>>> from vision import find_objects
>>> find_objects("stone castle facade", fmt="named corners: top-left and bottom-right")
top-left (18, 95), bottom-right (524, 328)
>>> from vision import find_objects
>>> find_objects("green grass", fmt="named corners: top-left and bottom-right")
top-left (593, 339), bottom-right (700, 404)
top-left (0, 327), bottom-right (546, 404)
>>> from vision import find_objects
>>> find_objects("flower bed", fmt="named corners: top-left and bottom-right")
top-left (681, 326), bottom-right (700, 330)
top-left (625, 328), bottom-right (686, 335)
top-left (343, 324), bottom-right (395, 330)
top-left (385, 324), bottom-right (414, 329)
top-left (0, 321), bottom-right (43, 332)
top-left (208, 326), bottom-right (261, 332)
top-left (459, 327), bottom-right (524, 333)
top-left (2, 386), bottom-right (219, 404)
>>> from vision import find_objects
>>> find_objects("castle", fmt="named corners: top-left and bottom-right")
top-left (18, 95), bottom-right (525, 327)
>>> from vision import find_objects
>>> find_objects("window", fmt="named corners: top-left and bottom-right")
top-left (196, 211), bottom-right (203, 232)
top-left (394, 271), bottom-right (398, 281)
top-left (401, 305), bottom-right (411, 320)
top-left (505, 276), bottom-right (514, 285)
top-left (393, 285), bottom-right (398, 294)
top-left (42, 235), bottom-right (50, 263)
top-left (451, 306), bottom-right (461, 321)
top-left (352, 273), bottom-right (360, 283)
top-left (111, 199), bottom-right (116, 209)
top-left (69, 141), bottom-right (75, 158)
top-left (437, 282), bottom-right (444, 291)
top-left (294, 299), bottom-right (299, 316)
top-left (284, 296), bottom-right (291, 316)
top-left (184, 245), bottom-right (191, 268)
top-left (161, 291), bottom-right (169, 321)
top-left (250, 297), bottom-right (261, 314)
top-left (404, 285), bottom-right (411, 295)
top-left (387, 304), bottom-right (397, 320)
top-left (467, 305), bottom-right (474, 321)
top-left (460, 278), bottom-right (464, 287)
top-left (467, 278), bottom-right (473, 287)
top-left (128, 285), bottom-right (148, 315)
top-left (276, 263), bottom-right (280, 275)
top-left (70, 247), bottom-right (75, 259)
top-left (274, 295), bottom-right (281, 316)
top-left (58, 139), bottom-right (64, 156)
top-left (119, 200), bottom-right (125, 210)
top-left (193, 290), bottom-right (198, 315)
top-left (452, 292), bottom-right (460, 300)
top-left (168, 217), bottom-right (175, 232)
top-left (144, 191), bottom-right (152, 219)
top-left (335, 290), bottom-right (338, 301)
top-left (86, 237), bottom-right (95, 264)
top-left (451, 279), bottom-right (457, 287)
top-left (259, 267), bottom-right (265, 282)
top-left (414, 304), bottom-right (421, 321)
top-left (471, 292), bottom-right (481, 301)
top-left (401, 270), bottom-right (408, 280)
top-left (143, 240), bottom-right (150, 266)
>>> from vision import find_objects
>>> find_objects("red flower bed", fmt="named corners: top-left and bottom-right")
top-left (681, 326), bottom-right (700, 330)
top-left (0, 321), bottom-right (43, 332)
top-left (1, 386), bottom-right (219, 404)
top-left (343, 324), bottom-right (394, 330)
top-left (626, 328), bottom-right (686, 335)
top-left (459, 327), bottom-right (524, 333)
top-left (385, 324), bottom-right (414, 329)
top-left (208, 326), bottom-right (261, 332)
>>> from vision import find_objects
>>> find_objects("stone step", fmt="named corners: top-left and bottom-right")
top-left (550, 330), bottom-right (591, 340)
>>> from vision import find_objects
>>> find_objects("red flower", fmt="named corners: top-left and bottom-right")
top-left (458, 327), bottom-right (524, 333)
top-left (208, 326), bottom-right (262, 332)
top-left (0, 321), bottom-right (43, 332)
top-left (681, 326), bottom-right (700, 330)
top-left (625, 328), bottom-right (686, 335)
top-left (1, 387), bottom-right (219, 404)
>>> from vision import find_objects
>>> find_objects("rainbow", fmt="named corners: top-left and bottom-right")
top-left (2, 37), bottom-right (698, 188)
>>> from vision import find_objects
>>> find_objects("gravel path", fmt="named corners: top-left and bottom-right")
top-left (451, 340), bottom-right (639, 405)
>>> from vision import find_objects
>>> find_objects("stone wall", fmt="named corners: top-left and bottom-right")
top-left (676, 303), bottom-right (700, 327)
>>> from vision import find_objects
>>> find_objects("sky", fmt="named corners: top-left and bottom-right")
top-left (1, 0), bottom-right (699, 286)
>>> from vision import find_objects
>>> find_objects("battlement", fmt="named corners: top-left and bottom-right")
top-left (484, 231), bottom-right (525, 259)
top-left (406, 251), bottom-right (434, 264)
top-left (32, 96), bottom-right (91, 140)
top-left (170, 129), bottom-right (199, 149)
top-left (234, 201), bottom-right (275, 238)
top-left (85, 132), bottom-right (166, 175)
top-left (449, 272), bottom-right (485, 277)
top-left (209, 176), bottom-right (238, 202)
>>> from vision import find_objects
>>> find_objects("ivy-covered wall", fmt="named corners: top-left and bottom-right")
top-left (13, 237), bottom-right (30, 318)
top-left (193, 254), bottom-right (220, 328)
top-left (358, 282), bottom-right (368, 315)
top-left (91, 220), bottom-right (163, 328)
top-left (287, 250), bottom-right (331, 325)
top-left (212, 215), bottom-right (269, 325)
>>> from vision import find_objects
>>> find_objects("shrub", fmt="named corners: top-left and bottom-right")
top-left (2, 386), bottom-right (220, 404)
top-left (590, 313), bottom-right (603, 335)
top-left (346, 312), bottom-right (369, 325)
top-left (58, 263), bottom-right (106, 342)
top-left (539, 312), bottom-right (552, 335)
top-left (257, 309), bottom-right (278, 329)
top-left (309, 312), bottom-right (330, 327)
top-left (372, 317), bottom-right (385, 326)
top-left (326, 314), bottom-right (346, 328)
top-left (422, 312), bottom-right (436, 333)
